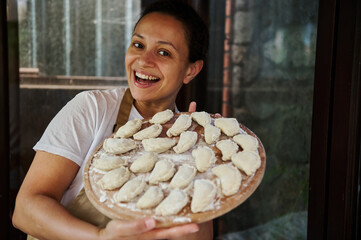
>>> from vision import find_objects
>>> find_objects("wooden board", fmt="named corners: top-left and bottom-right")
top-left (83, 113), bottom-right (266, 228)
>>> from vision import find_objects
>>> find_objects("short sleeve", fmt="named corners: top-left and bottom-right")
top-left (33, 91), bottom-right (100, 166)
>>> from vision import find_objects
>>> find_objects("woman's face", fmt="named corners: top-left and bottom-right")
top-left (125, 12), bottom-right (196, 106)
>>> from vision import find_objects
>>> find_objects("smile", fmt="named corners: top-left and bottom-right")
top-left (133, 71), bottom-right (160, 87)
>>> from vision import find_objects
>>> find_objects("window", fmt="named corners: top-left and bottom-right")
top-left (4, 0), bottom-right (360, 239)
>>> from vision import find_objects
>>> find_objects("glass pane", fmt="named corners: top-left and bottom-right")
top-left (216, 0), bottom-right (318, 239)
top-left (18, 0), bottom-right (140, 77)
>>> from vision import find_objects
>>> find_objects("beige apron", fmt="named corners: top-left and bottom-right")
top-left (28, 88), bottom-right (134, 240)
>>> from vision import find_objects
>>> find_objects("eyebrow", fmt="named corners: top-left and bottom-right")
top-left (132, 33), bottom-right (177, 51)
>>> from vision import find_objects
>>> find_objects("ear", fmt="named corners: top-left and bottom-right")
top-left (183, 60), bottom-right (204, 84)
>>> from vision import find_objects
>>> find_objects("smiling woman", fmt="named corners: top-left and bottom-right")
top-left (12, 1), bottom-right (212, 240)
top-left (126, 12), bottom-right (204, 118)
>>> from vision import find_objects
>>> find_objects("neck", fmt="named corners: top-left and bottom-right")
top-left (134, 100), bottom-right (176, 119)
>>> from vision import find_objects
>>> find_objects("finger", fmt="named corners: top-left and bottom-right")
top-left (105, 218), bottom-right (156, 237)
top-left (123, 218), bottom-right (156, 236)
top-left (188, 101), bottom-right (197, 112)
top-left (215, 113), bottom-right (222, 117)
top-left (140, 223), bottom-right (199, 240)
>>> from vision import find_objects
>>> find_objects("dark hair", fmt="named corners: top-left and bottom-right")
top-left (134, 0), bottom-right (209, 63)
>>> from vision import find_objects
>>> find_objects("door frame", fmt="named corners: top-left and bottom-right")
top-left (0, 0), bottom-right (11, 239)
top-left (308, 0), bottom-right (361, 239)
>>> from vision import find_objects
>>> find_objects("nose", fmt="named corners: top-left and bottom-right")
top-left (138, 50), bottom-right (155, 67)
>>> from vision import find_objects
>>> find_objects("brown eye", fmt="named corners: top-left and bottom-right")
top-left (159, 50), bottom-right (170, 57)
top-left (134, 42), bottom-right (144, 49)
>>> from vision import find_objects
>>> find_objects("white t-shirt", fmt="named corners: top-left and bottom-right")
top-left (34, 87), bottom-right (143, 206)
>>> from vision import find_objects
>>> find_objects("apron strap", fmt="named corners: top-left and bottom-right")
top-left (113, 88), bottom-right (134, 133)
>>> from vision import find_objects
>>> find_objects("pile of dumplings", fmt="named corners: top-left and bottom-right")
top-left (90, 110), bottom-right (262, 217)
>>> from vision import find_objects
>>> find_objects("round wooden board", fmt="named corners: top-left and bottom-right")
top-left (83, 113), bottom-right (266, 228)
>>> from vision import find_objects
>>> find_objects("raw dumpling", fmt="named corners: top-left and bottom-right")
top-left (191, 179), bottom-right (217, 213)
top-left (192, 146), bottom-right (216, 172)
top-left (204, 124), bottom-right (221, 145)
top-left (155, 189), bottom-right (188, 216)
top-left (136, 186), bottom-right (164, 209)
top-left (214, 118), bottom-right (240, 136)
top-left (212, 165), bottom-right (242, 196)
top-left (97, 166), bottom-right (130, 190)
top-left (93, 155), bottom-right (127, 171)
top-left (149, 109), bottom-right (174, 124)
top-left (173, 131), bottom-right (198, 154)
top-left (142, 138), bottom-right (177, 153)
top-left (103, 138), bottom-right (137, 154)
top-left (113, 175), bottom-right (146, 202)
top-left (191, 111), bottom-right (211, 127)
top-left (231, 150), bottom-right (261, 176)
top-left (233, 134), bottom-right (259, 152)
top-left (166, 114), bottom-right (192, 137)
top-left (148, 159), bottom-right (176, 184)
top-left (216, 139), bottom-right (239, 161)
top-left (130, 152), bottom-right (158, 173)
top-left (169, 164), bottom-right (196, 189)
top-left (114, 119), bottom-right (142, 138)
top-left (133, 124), bottom-right (162, 140)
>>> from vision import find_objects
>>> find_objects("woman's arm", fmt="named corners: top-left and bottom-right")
top-left (13, 151), bottom-right (199, 240)
top-left (12, 151), bottom-right (104, 239)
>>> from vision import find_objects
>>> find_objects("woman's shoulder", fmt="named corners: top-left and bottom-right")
top-left (75, 87), bottom-right (127, 102)
top-left (69, 87), bottom-right (127, 109)
top-left (57, 88), bottom-right (127, 120)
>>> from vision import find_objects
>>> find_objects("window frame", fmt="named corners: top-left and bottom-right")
top-left (2, 0), bottom-right (361, 239)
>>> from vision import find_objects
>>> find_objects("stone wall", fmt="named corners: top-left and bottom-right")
top-left (218, 0), bottom-right (318, 237)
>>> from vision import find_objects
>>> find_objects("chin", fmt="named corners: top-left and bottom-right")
top-left (129, 88), bottom-right (154, 102)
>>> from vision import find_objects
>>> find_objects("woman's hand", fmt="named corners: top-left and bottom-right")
top-left (99, 218), bottom-right (199, 240)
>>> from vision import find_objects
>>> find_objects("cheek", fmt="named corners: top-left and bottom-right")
top-left (125, 48), bottom-right (136, 64)
top-left (125, 54), bottom-right (135, 76)
top-left (168, 60), bottom-right (187, 76)
top-left (170, 71), bottom-right (188, 89)
top-left (163, 66), bottom-right (182, 82)
top-left (125, 53), bottom-right (131, 67)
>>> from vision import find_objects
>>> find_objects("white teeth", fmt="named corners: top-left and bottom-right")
top-left (135, 72), bottom-right (158, 80)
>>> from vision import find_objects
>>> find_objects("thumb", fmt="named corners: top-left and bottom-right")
top-left (188, 101), bottom-right (197, 113)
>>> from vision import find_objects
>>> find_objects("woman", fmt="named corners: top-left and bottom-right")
top-left (12, 0), bottom-right (213, 239)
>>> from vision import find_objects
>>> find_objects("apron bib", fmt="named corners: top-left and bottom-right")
top-left (28, 88), bottom-right (134, 240)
